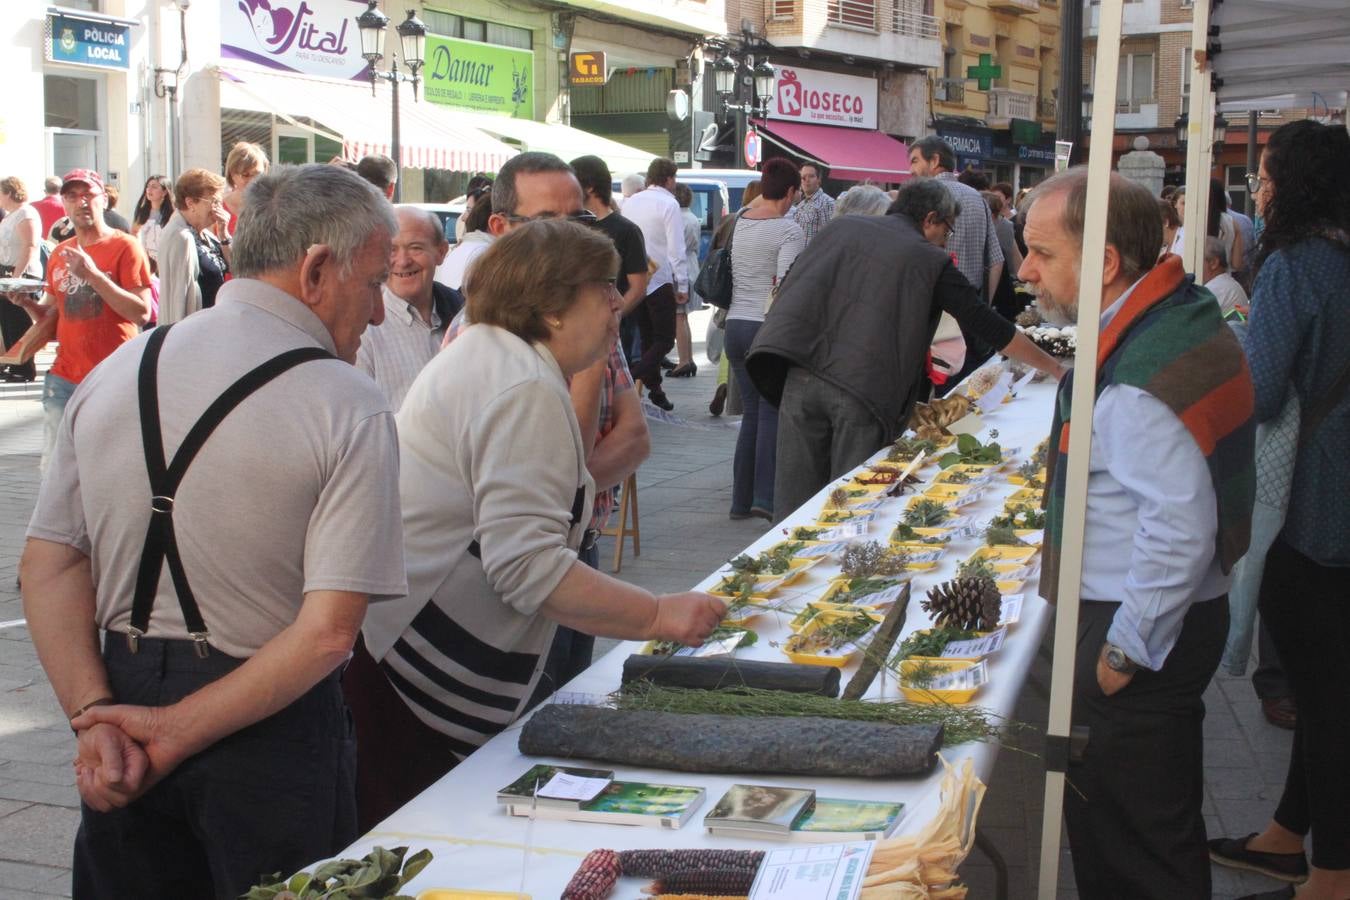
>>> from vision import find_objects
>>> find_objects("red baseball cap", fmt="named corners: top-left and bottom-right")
top-left (60, 169), bottom-right (105, 195)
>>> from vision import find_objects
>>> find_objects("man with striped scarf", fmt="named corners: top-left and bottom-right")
top-left (1022, 168), bottom-right (1255, 899)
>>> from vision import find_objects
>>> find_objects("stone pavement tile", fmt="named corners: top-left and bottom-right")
top-left (0, 761), bottom-right (76, 789)
top-left (0, 798), bottom-right (30, 819)
top-left (0, 780), bottom-right (79, 809)
top-left (0, 860), bottom-right (71, 893)
top-left (1214, 797), bottom-right (1279, 835)
top-left (1204, 737), bottom-right (1259, 769)
top-left (1206, 766), bottom-right (1285, 803)
top-left (1214, 864), bottom-right (1290, 900)
top-left (0, 804), bottom-right (80, 865)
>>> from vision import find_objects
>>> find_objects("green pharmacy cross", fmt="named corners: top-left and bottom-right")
top-left (967, 54), bottom-right (1003, 91)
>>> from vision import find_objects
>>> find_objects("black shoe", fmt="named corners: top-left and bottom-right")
top-left (0, 368), bottom-right (35, 383)
top-left (1209, 834), bottom-right (1308, 883)
top-left (659, 357), bottom-right (677, 371)
top-left (750, 507), bottom-right (773, 521)
top-left (669, 362), bottom-right (697, 378)
top-left (709, 383), bottom-right (727, 416)
top-left (647, 390), bottom-right (674, 411)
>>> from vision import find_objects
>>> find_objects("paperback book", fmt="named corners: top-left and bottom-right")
top-left (705, 784), bottom-right (904, 842)
top-left (498, 765), bottom-right (705, 829)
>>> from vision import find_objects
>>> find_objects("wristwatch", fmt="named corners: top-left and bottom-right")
top-left (1102, 642), bottom-right (1138, 675)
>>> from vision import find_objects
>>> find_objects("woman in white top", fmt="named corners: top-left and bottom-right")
top-left (435, 191), bottom-right (494, 289)
top-left (671, 182), bottom-right (703, 377)
top-left (0, 176), bottom-right (43, 382)
top-left (348, 218), bottom-right (725, 827)
top-left (131, 175), bottom-right (174, 269)
top-left (725, 158), bottom-right (806, 520)
top-left (1171, 180), bottom-right (1245, 272)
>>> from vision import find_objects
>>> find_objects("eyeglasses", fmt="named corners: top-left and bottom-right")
top-left (1245, 173), bottom-right (1266, 194)
top-left (503, 209), bottom-right (598, 227)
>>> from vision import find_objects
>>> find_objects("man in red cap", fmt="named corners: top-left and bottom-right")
top-left (10, 169), bottom-right (152, 471)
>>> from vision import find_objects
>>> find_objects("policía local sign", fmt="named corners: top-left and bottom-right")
top-left (221, 0), bottom-right (371, 81)
top-left (47, 13), bottom-right (131, 70)
top-left (424, 35), bottom-right (533, 117)
top-left (768, 66), bottom-right (877, 131)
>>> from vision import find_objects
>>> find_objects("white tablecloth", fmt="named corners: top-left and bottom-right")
top-left (335, 370), bottom-right (1058, 897)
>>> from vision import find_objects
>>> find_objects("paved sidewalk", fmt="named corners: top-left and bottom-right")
top-left (0, 322), bottom-right (1295, 898)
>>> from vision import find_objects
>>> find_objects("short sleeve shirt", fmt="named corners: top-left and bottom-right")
top-left (28, 278), bottom-right (407, 657)
top-left (46, 231), bottom-right (152, 383)
top-left (594, 211), bottom-right (648, 298)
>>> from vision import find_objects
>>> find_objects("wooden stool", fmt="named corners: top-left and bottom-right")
top-left (601, 473), bottom-right (641, 573)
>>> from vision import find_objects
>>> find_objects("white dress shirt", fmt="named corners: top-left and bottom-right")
top-left (356, 286), bottom-right (445, 412)
top-left (1079, 282), bottom-right (1231, 670)
top-left (1203, 271), bottom-right (1248, 316)
top-left (618, 184), bottom-right (687, 295)
top-left (435, 231), bottom-right (493, 291)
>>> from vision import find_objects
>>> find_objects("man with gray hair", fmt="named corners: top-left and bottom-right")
top-left (357, 206), bottom-right (460, 410)
top-left (747, 177), bottom-right (1063, 519)
top-left (1202, 235), bottom-right (1248, 317)
top-left (1021, 166), bottom-right (1255, 897)
top-left (20, 163), bottom-right (407, 898)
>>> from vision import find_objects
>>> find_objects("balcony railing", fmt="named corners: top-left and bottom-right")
top-left (988, 0), bottom-right (1039, 13)
top-left (988, 87), bottom-right (1035, 120)
top-left (1038, 96), bottom-right (1056, 119)
top-left (935, 78), bottom-right (966, 103)
top-left (764, 0), bottom-right (938, 39)
top-left (1116, 97), bottom-right (1155, 113)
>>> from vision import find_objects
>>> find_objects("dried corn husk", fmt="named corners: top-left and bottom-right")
top-left (861, 755), bottom-right (986, 898)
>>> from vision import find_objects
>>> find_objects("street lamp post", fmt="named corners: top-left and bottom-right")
top-left (712, 51), bottom-right (777, 169)
top-left (355, 2), bottom-right (426, 202)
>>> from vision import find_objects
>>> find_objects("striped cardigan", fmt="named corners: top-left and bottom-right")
top-left (1041, 256), bottom-right (1256, 603)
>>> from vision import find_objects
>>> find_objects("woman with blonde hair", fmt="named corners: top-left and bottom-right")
top-left (222, 141), bottom-right (269, 235)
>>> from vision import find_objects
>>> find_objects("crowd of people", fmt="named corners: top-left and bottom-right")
top-left (2, 116), bottom-right (1346, 900)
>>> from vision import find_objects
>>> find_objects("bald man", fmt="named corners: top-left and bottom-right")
top-left (356, 206), bottom-right (462, 410)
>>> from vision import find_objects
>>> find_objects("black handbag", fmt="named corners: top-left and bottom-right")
top-left (694, 211), bottom-right (746, 310)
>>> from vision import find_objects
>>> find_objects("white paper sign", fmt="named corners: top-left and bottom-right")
top-left (674, 632), bottom-right (749, 658)
top-left (947, 412), bottom-right (984, 436)
top-left (999, 594), bottom-right (1024, 626)
top-left (749, 842), bottom-right (877, 900)
top-left (1011, 367), bottom-right (1038, 396)
top-left (975, 371), bottom-right (1015, 414)
top-left (537, 772), bottom-right (611, 802)
top-left (942, 627), bottom-right (1008, 658)
top-left (803, 540), bottom-right (856, 557)
top-left (851, 498), bottom-right (890, 511)
top-left (839, 582), bottom-right (909, 606)
top-left (906, 549), bottom-right (946, 565)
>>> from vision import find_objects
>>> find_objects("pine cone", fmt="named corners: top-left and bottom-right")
top-left (923, 576), bottom-right (1002, 631)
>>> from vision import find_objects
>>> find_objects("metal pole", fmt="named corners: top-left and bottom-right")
top-left (1035, 0), bottom-right (1124, 894)
top-left (1181, 0), bottom-right (1214, 274)
top-left (391, 59), bottom-right (402, 203)
top-left (1246, 110), bottom-right (1258, 217)
top-left (1055, 0), bottom-right (1083, 163)
top-left (168, 86), bottom-right (180, 181)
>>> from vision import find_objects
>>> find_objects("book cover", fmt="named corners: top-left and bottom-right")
top-left (704, 784), bottom-right (816, 834)
top-left (503, 779), bottom-right (705, 829)
top-left (496, 764), bottom-right (614, 807)
top-left (706, 796), bottom-right (904, 842)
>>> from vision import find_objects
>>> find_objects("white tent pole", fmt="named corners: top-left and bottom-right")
top-left (1182, 1), bottom-right (1215, 274)
top-left (1034, 0), bottom-right (1124, 894)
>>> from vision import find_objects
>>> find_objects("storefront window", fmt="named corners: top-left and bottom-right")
top-left (423, 9), bottom-right (531, 50)
top-left (45, 74), bottom-right (99, 130)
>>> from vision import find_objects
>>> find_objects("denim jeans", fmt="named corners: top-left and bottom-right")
top-left (41, 371), bottom-right (77, 476)
top-left (725, 318), bottom-right (776, 515)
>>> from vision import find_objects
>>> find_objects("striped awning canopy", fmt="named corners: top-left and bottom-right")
top-left (217, 66), bottom-right (518, 173)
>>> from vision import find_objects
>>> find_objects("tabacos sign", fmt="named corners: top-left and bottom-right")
top-left (221, 0), bottom-right (370, 81)
top-left (769, 66), bottom-right (877, 130)
top-left (424, 35), bottom-right (533, 117)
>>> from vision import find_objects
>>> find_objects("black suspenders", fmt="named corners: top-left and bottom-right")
top-left (127, 324), bottom-right (333, 656)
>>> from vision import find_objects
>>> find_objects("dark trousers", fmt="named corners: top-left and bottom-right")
top-left (342, 637), bottom-right (465, 834)
top-left (1259, 537), bottom-right (1350, 869)
top-left (529, 542), bottom-right (600, 710)
top-left (1251, 616), bottom-right (1291, 700)
top-left (773, 366), bottom-right (887, 524)
top-left (725, 318), bottom-right (777, 515)
top-left (1065, 596), bottom-right (1228, 899)
top-left (0, 275), bottom-right (37, 380)
top-left (627, 282), bottom-right (676, 392)
top-left (75, 636), bottom-right (356, 900)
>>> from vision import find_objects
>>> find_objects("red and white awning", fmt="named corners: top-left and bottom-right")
top-left (217, 66), bottom-right (518, 173)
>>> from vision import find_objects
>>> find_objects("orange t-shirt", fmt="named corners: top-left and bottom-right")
top-left (46, 232), bottom-right (151, 383)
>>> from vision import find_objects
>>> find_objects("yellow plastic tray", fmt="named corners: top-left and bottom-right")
top-left (897, 658), bottom-right (985, 705)
top-left (819, 575), bottom-right (910, 607)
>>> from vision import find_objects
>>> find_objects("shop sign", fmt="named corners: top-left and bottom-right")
top-left (570, 51), bottom-right (606, 86)
top-left (47, 14), bottom-right (131, 70)
top-left (939, 129), bottom-right (994, 160)
top-left (1018, 144), bottom-right (1057, 163)
top-left (424, 35), bottom-right (533, 117)
top-left (768, 66), bottom-right (877, 130)
top-left (222, 0), bottom-right (369, 80)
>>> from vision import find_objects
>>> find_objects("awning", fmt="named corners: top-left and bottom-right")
top-left (453, 110), bottom-right (656, 178)
top-left (753, 120), bottom-right (911, 183)
top-left (217, 66), bottom-right (518, 173)
top-left (1211, 0), bottom-right (1350, 111)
